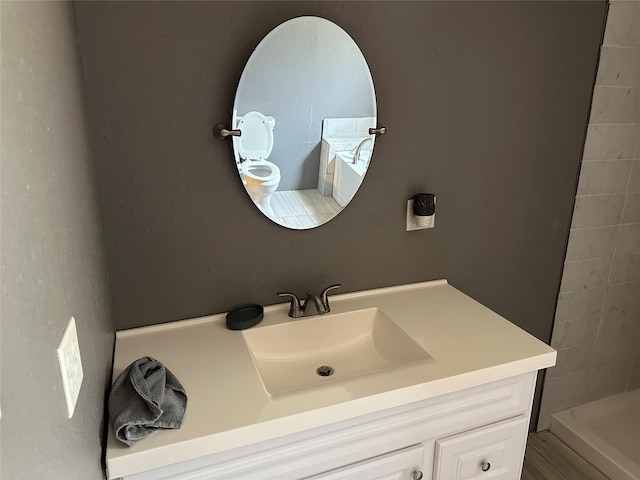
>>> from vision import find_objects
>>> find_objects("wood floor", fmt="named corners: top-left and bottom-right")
top-left (522, 431), bottom-right (610, 480)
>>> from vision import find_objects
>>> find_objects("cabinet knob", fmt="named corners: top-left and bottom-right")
top-left (412, 471), bottom-right (423, 480)
top-left (481, 461), bottom-right (491, 472)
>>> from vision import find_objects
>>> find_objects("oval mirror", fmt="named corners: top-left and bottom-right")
top-left (232, 16), bottom-right (377, 229)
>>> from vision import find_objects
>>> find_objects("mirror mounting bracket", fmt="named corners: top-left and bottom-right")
top-left (214, 124), bottom-right (386, 139)
top-left (213, 124), bottom-right (241, 140)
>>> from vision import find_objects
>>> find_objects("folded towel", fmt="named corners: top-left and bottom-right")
top-left (109, 356), bottom-right (187, 446)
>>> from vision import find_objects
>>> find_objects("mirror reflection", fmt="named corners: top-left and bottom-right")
top-left (232, 16), bottom-right (377, 229)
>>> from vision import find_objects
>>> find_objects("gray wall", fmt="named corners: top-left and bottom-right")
top-left (73, 1), bottom-right (606, 426)
top-left (1, 2), bottom-right (114, 479)
top-left (75, 1), bottom-right (605, 335)
top-left (235, 17), bottom-right (376, 190)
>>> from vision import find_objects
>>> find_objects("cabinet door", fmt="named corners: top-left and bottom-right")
top-left (433, 416), bottom-right (528, 480)
top-left (308, 444), bottom-right (425, 480)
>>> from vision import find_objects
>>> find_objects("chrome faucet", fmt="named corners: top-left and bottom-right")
top-left (277, 284), bottom-right (341, 318)
top-left (352, 137), bottom-right (373, 164)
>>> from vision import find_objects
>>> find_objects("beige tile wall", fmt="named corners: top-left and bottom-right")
top-left (538, 0), bottom-right (640, 430)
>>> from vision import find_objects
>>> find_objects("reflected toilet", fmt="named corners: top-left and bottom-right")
top-left (236, 111), bottom-right (281, 216)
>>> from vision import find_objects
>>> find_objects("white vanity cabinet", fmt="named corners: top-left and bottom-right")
top-left (106, 281), bottom-right (555, 480)
top-left (117, 372), bottom-right (536, 480)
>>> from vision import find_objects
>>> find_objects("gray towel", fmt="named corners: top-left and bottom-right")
top-left (109, 356), bottom-right (187, 446)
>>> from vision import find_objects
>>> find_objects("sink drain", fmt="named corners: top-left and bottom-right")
top-left (316, 365), bottom-right (334, 377)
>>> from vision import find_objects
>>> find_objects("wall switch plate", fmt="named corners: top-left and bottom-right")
top-left (406, 199), bottom-right (435, 231)
top-left (57, 317), bottom-right (83, 418)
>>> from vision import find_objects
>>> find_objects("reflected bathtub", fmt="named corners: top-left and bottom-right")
top-left (549, 389), bottom-right (640, 480)
top-left (333, 152), bottom-right (368, 208)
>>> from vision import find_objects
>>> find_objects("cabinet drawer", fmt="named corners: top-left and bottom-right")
top-left (308, 444), bottom-right (425, 480)
top-left (433, 416), bottom-right (528, 480)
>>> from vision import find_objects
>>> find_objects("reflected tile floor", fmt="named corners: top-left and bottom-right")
top-left (271, 190), bottom-right (340, 229)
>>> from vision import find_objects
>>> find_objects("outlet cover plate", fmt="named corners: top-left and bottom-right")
top-left (57, 317), bottom-right (83, 418)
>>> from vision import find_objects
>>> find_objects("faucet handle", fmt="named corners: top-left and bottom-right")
top-left (320, 284), bottom-right (341, 312)
top-left (277, 292), bottom-right (303, 318)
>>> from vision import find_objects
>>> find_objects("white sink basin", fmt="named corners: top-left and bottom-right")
top-left (242, 308), bottom-right (431, 396)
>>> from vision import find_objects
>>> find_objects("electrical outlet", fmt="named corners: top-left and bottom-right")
top-left (57, 317), bottom-right (83, 418)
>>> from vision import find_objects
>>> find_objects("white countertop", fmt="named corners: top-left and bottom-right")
top-left (106, 280), bottom-right (556, 479)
